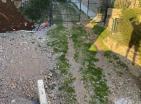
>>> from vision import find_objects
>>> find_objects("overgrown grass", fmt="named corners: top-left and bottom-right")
top-left (47, 25), bottom-right (67, 53)
top-left (58, 74), bottom-right (76, 104)
top-left (71, 26), bottom-right (86, 48)
top-left (47, 25), bottom-right (77, 103)
top-left (71, 25), bottom-right (108, 104)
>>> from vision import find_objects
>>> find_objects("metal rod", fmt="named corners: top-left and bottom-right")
top-left (79, 0), bottom-right (82, 22)
top-left (87, 0), bottom-right (90, 18)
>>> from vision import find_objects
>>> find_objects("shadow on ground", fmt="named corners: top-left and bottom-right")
top-left (126, 18), bottom-right (141, 65)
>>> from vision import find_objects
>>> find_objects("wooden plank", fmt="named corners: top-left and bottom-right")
top-left (37, 80), bottom-right (48, 104)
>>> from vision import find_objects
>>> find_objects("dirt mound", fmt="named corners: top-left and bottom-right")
top-left (0, 0), bottom-right (34, 32)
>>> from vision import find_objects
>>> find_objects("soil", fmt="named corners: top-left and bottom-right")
top-left (0, 1), bottom-right (34, 32)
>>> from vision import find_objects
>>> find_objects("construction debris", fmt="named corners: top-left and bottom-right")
top-left (0, 0), bottom-right (34, 33)
top-left (37, 80), bottom-right (48, 104)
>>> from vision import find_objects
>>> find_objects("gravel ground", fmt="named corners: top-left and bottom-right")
top-left (0, 30), bottom-right (57, 104)
top-left (96, 52), bottom-right (141, 104)
top-left (1, 28), bottom-right (141, 104)
top-left (66, 32), bottom-right (89, 104)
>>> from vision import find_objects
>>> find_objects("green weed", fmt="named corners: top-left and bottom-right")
top-left (48, 25), bottom-right (77, 103)
top-left (71, 25), bottom-right (108, 104)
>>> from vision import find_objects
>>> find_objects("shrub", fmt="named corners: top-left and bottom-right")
top-left (22, 0), bottom-right (50, 21)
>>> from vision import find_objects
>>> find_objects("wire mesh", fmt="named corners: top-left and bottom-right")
top-left (52, 0), bottom-right (99, 24)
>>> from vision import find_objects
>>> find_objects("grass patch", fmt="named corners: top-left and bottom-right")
top-left (82, 44), bottom-right (108, 104)
top-left (47, 25), bottom-right (77, 103)
top-left (59, 74), bottom-right (76, 104)
top-left (71, 25), bottom-right (86, 48)
top-left (47, 25), bottom-right (68, 53)
top-left (71, 25), bottom-right (108, 104)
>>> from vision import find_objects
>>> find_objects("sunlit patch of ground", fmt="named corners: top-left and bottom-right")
top-left (89, 8), bottom-right (141, 66)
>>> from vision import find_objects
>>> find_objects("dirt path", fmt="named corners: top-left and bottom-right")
top-left (0, 31), bottom-right (57, 104)
top-left (66, 31), bottom-right (88, 104)
top-left (96, 52), bottom-right (141, 104)
top-left (57, 1), bottom-right (89, 103)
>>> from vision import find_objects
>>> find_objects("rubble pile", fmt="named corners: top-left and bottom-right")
top-left (0, 0), bottom-right (34, 32)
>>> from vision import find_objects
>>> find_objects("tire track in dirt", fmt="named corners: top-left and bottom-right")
top-left (66, 32), bottom-right (89, 104)
top-left (55, 1), bottom-right (89, 103)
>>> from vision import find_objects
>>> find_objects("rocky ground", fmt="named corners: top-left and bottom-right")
top-left (0, 26), bottom-right (141, 104)
top-left (96, 52), bottom-right (141, 104)
top-left (0, 30), bottom-right (57, 104)
top-left (1, 1), bottom-right (141, 103)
